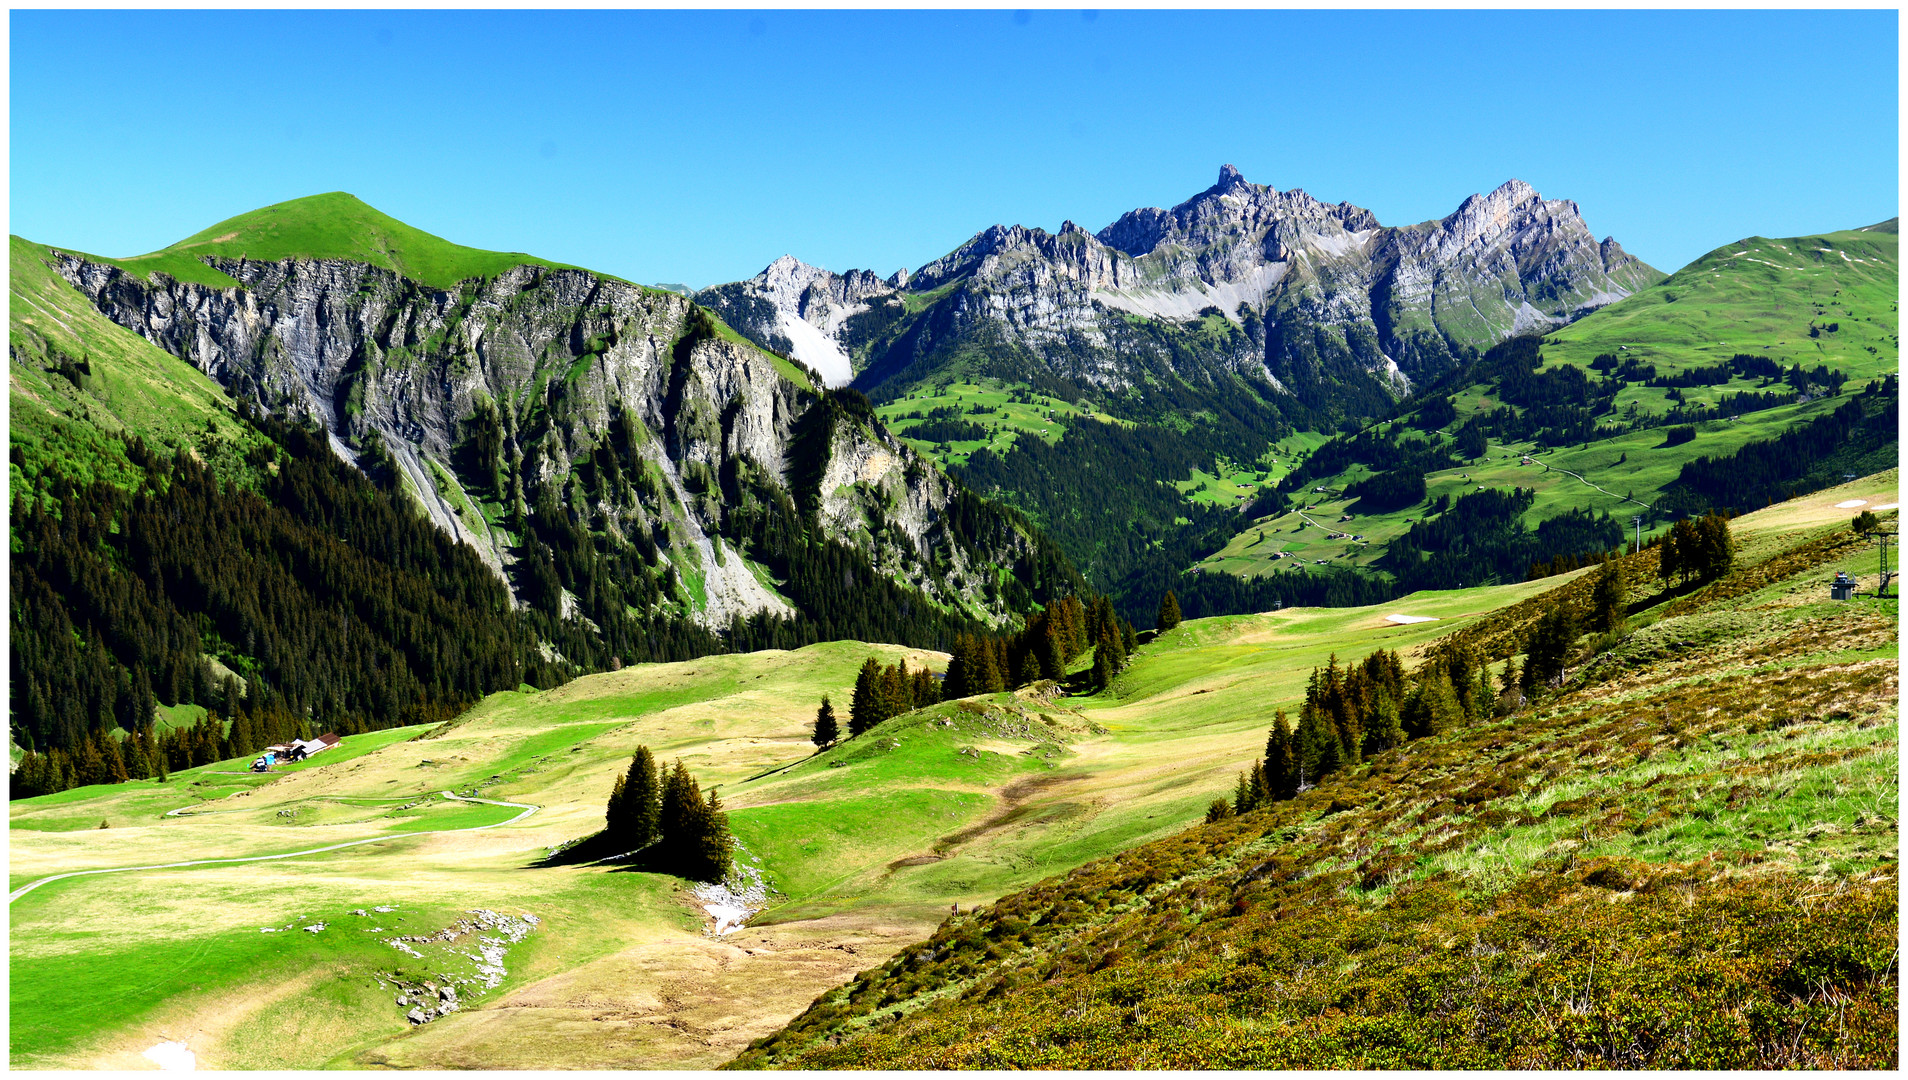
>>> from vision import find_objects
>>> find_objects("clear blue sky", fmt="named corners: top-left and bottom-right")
top-left (11, 9), bottom-right (1898, 288)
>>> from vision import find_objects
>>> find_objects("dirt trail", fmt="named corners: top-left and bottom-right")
top-left (357, 913), bottom-right (931, 1070)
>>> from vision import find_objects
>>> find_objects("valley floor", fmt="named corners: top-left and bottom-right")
top-left (12, 574), bottom-right (1559, 1068)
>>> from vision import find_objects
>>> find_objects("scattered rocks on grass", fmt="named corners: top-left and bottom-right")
top-left (693, 856), bottom-right (777, 937)
top-left (372, 908), bottom-right (541, 1025)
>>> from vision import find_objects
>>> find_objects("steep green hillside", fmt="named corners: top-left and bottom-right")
top-left (64, 192), bottom-right (598, 291)
top-left (9, 235), bottom-right (268, 494)
top-left (1540, 224), bottom-right (1898, 389)
top-left (736, 477), bottom-right (1900, 1069)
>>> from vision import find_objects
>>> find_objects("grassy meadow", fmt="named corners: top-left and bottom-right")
top-left (1539, 224), bottom-right (1898, 388)
top-left (11, 566), bottom-right (1567, 1069)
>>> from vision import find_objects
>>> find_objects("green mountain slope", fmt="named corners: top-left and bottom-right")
top-left (9, 235), bottom-right (267, 494)
top-left (1539, 225), bottom-right (1897, 388)
top-left (1197, 224), bottom-right (1898, 594)
top-left (67, 192), bottom-right (596, 291)
top-left (737, 477), bottom-right (1900, 1069)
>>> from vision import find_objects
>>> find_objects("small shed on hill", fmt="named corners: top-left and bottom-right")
top-left (289, 733), bottom-right (341, 761)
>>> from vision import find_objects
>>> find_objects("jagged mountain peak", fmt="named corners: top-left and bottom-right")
top-left (751, 254), bottom-right (835, 310)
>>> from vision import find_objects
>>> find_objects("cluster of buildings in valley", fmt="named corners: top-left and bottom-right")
top-left (250, 733), bottom-right (340, 772)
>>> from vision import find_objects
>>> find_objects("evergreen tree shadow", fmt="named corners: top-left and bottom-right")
top-left (524, 830), bottom-right (651, 870)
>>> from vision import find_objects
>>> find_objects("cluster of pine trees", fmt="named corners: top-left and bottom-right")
top-left (604, 747), bottom-right (733, 882)
top-left (939, 595), bottom-right (1136, 696)
top-left (1216, 643), bottom-right (1497, 816)
top-left (11, 726), bottom-right (167, 797)
top-left (847, 657), bottom-right (942, 738)
top-left (1658, 512), bottom-right (1735, 585)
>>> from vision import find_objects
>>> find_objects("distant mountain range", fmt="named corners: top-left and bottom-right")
top-left (698, 166), bottom-right (1662, 411)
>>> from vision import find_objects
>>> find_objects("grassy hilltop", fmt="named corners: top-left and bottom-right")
top-left (51, 192), bottom-right (603, 291)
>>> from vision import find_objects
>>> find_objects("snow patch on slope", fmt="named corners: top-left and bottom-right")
top-left (776, 310), bottom-right (854, 388)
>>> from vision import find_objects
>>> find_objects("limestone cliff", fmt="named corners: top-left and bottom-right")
top-left (55, 250), bottom-right (1049, 630)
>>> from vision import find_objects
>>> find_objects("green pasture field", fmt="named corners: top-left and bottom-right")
top-left (11, 578), bottom-right (1559, 1069)
top-left (1539, 225), bottom-right (1898, 391)
top-left (875, 379), bottom-right (1124, 467)
top-left (1199, 392), bottom-right (1868, 581)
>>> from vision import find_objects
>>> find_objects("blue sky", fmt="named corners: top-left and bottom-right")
top-left (10, 9), bottom-right (1898, 287)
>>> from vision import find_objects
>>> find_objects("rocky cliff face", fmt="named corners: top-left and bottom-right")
top-left (700, 166), bottom-right (1661, 414)
top-left (56, 253), bottom-right (1039, 630)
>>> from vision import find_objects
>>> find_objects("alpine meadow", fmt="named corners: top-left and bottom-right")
top-left (9, 10), bottom-right (1899, 1070)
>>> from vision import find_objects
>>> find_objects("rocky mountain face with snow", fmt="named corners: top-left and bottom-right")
top-left (694, 256), bottom-right (906, 388)
top-left (55, 253), bottom-right (1048, 629)
top-left (700, 166), bottom-right (1660, 415)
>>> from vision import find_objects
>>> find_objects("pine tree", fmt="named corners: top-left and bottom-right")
top-left (657, 760), bottom-right (699, 871)
top-left (813, 695), bottom-right (840, 748)
top-left (606, 772), bottom-right (628, 835)
top-left (1265, 711), bottom-right (1296, 800)
top-left (1233, 771), bottom-right (1254, 815)
top-left (1521, 604), bottom-right (1581, 692)
top-left (1156, 591), bottom-right (1181, 632)
top-left (1695, 512), bottom-right (1734, 581)
top-left (1590, 558), bottom-right (1629, 634)
top-left (624, 746), bottom-right (661, 851)
top-left (1205, 798), bottom-right (1234, 824)
top-left (849, 657), bottom-right (883, 736)
top-left (692, 785), bottom-right (736, 883)
top-left (74, 734), bottom-right (108, 788)
top-left (1364, 692), bottom-right (1405, 755)
top-left (882, 660), bottom-right (909, 719)
top-left (975, 639), bottom-right (1005, 694)
top-left (942, 637), bottom-right (973, 699)
top-left (1402, 671), bottom-right (1462, 740)
top-left (1038, 617), bottom-right (1066, 681)
top-left (1292, 703), bottom-right (1334, 790)
top-left (911, 667), bottom-right (938, 708)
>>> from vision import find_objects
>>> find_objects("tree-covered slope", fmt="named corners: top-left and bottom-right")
top-left (735, 480), bottom-right (1899, 1069)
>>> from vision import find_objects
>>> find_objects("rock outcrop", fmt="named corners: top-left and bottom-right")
top-left (56, 251), bottom-right (1042, 630)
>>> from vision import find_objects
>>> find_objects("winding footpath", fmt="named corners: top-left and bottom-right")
top-left (8, 791), bottom-right (538, 905)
